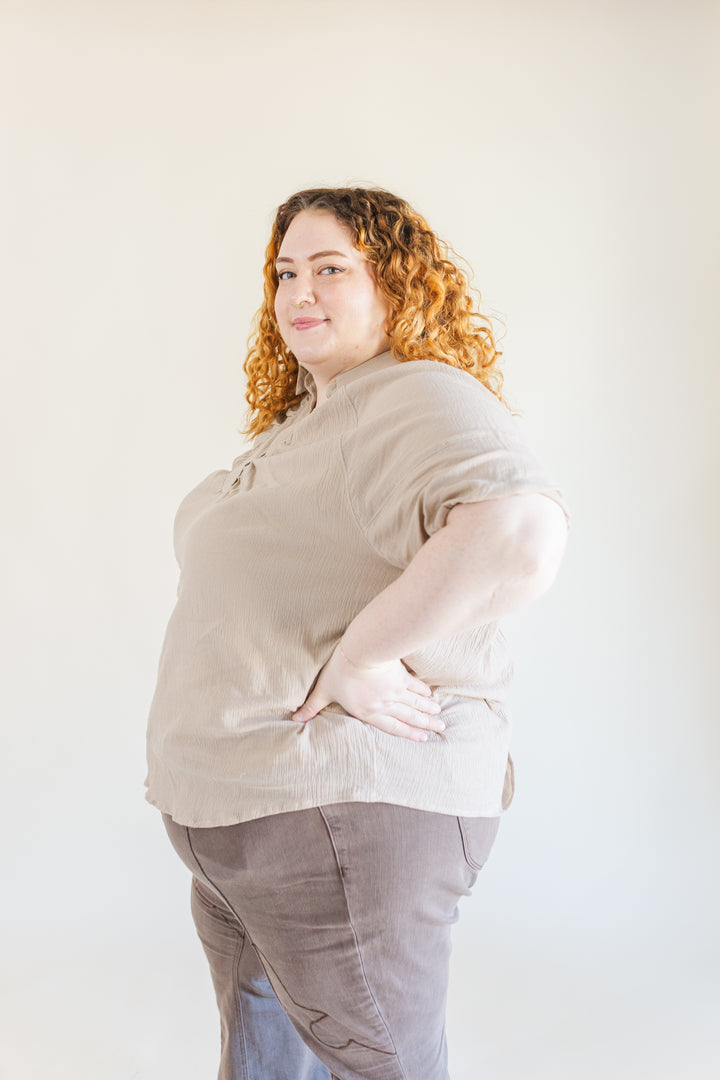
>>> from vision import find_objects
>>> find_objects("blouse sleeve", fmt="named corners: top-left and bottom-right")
top-left (342, 363), bottom-right (569, 569)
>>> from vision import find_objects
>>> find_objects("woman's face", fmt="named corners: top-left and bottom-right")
top-left (274, 210), bottom-right (391, 387)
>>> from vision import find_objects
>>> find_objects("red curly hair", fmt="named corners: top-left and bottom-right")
top-left (244, 187), bottom-right (504, 436)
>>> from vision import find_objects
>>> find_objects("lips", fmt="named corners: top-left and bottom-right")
top-left (293, 318), bottom-right (327, 330)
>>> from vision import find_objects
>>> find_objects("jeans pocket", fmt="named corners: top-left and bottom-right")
top-left (457, 815), bottom-right (501, 871)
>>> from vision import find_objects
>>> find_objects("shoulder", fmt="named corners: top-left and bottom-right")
top-left (343, 358), bottom-right (512, 432)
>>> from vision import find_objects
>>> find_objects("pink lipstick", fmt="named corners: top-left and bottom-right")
top-left (293, 318), bottom-right (327, 330)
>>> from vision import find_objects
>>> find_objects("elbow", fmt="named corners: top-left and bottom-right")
top-left (513, 498), bottom-right (568, 599)
top-left (444, 493), bottom-right (569, 618)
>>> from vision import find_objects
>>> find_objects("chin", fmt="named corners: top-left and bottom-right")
top-left (293, 344), bottom-right (334, 366)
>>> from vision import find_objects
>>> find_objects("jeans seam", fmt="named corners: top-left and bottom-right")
top-left (186, 827), bottom-right (242, 925)
top-left (233, 933), bottom-right (251, 1080)
top-left (456, 815), bottom-right (500, 872)
top-left (317, 807), bottom-right (409, 1080)
top-left (190, 870), bottom-right (252, 1079)
top-left (456, 816), bottom-right (482, 871)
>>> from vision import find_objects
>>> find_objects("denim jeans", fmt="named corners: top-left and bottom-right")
top-left (163, 802), bottom-right (499, 1080)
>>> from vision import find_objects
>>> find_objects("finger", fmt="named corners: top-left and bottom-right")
top-left (401, 689), bottom-right (442, 716)
top-left (407, 676), bottom-right (434, 697)
top-left (363, 714), bottom-right (432, 743)
top-left (390, 703), bottom-right (445, 732)
top-left (292, 689), bottom-right (330, 723)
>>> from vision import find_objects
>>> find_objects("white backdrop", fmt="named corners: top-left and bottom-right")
top-left (2, 1), bottom-right (719, 1077)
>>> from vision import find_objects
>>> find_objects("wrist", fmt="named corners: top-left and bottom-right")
top-left (337, 639), bottom-right (386, 672)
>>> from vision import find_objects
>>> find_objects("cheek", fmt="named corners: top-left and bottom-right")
top-left (360, 273), bottom-right (390, 324)
top-left (368, 288), bottom-right (391, 327)
top-left (350, 283), bottom-right (383, 319)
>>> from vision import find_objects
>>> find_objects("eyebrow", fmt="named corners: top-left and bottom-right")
top-left (276, 250), bottom-right (349, 264)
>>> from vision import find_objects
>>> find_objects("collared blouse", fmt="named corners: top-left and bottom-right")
top-left (145, 351), bottom-right (567, 827)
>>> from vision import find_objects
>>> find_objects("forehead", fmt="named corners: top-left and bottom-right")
top-left (277, 210), bottom-right (357, 257)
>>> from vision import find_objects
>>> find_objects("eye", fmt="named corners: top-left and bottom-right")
top-left (277, 270), bottom-right (295, 281)
top-left (318, 266), bottom-right (343, 275)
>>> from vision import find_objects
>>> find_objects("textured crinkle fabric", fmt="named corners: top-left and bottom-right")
top-left (145, 351), bottom-right (568, 827)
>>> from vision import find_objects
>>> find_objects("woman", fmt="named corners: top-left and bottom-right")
top-left (146, 186), bottom-right (568, 1080)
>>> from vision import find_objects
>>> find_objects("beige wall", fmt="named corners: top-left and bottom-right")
top-left (2, 1), bottom-right (719, 1076)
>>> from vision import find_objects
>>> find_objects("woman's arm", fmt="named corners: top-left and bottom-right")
top-left (292, 493), bottom-right (568, 739)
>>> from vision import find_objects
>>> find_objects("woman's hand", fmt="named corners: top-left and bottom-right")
top-left (291, 643), bottom-right (445, 742)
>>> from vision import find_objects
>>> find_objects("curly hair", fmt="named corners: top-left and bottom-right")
top-left (243, 186), bottom-right (504, 436)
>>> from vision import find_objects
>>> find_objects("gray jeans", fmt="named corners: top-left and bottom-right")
top-left (163, 802), bottom-right (500, 1080)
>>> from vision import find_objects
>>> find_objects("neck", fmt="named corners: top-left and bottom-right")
top-left (313, 377), bottom-right (332, 406)
top-left (300, 341), bottom-right (391, 407)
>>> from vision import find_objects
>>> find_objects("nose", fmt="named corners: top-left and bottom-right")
top-left (289, 270), bottom-right (315, 308)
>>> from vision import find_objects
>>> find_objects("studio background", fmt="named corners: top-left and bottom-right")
top-left (2, 1), bottom-right (718, 1077)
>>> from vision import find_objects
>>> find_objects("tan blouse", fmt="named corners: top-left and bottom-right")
top-left (145, 351), bottom-right (567, 827)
